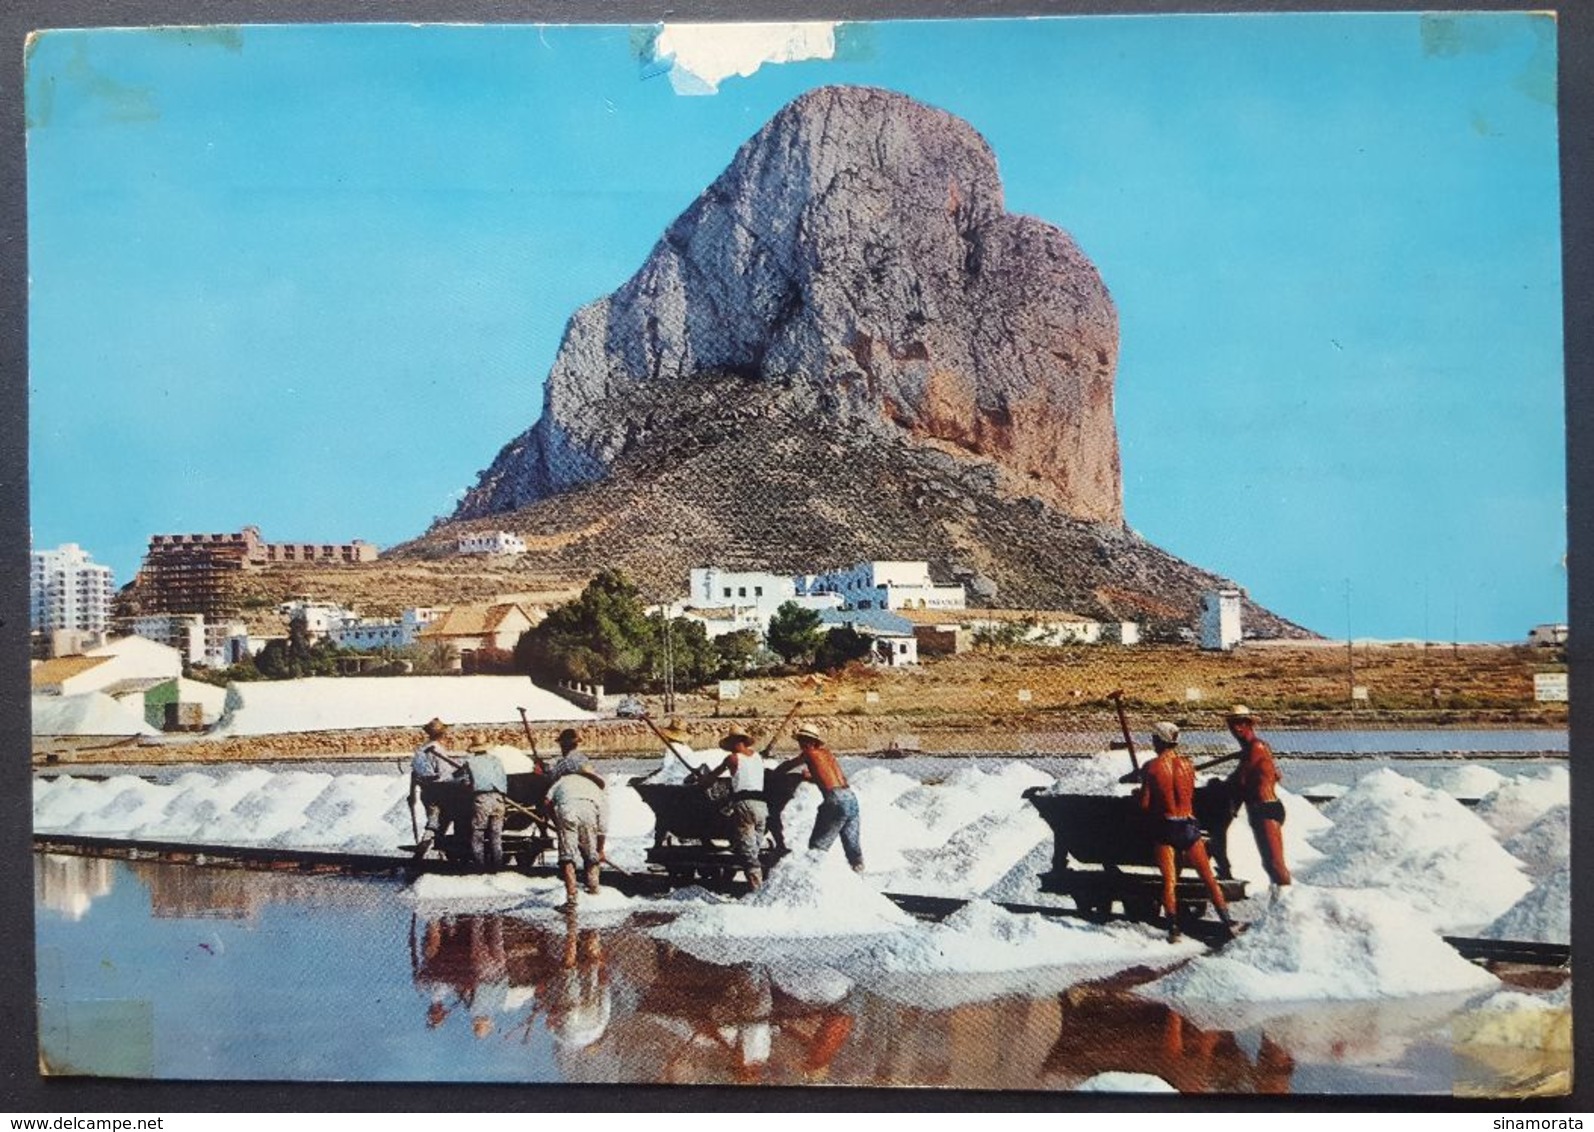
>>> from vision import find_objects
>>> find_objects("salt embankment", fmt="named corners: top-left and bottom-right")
top-left (1477, 863), bottom-right (1570, 945)
top-left (1139, 884), bottom-right (1498, 1006)
top-left (211, 675), bottom-right (595, 737)
top-left (1453, 986), bottom-right (1572, 1053)
top-left (1299, 768), bottom-right (1529, 933)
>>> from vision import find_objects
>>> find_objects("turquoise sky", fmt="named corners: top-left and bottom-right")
top-left (25, 14), bottom-right (1564, 640)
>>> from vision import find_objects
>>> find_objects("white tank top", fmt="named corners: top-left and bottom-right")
top-left (731, 751), bottom-right (765, 794)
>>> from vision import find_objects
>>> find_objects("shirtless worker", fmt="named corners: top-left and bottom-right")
top-left (1225, 705), bottom-right (1292, 894)
top-left (775, 725), bottom-right (863, 872)
top-left (1137, 721), bottom-right (1236, 943)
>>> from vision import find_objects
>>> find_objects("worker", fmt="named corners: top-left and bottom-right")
top-left (703, 727), bottom-right (769, 889)
top-left (458, 744), bottom-right (509, 872)
top-left (1224, 705), bottom-right (1292, 893)
top-left (410, 717), bottom-right (455, 859)
top-left (547, 757), bottom-right (609, 910)
top-left (546, 728), bottom-right (587, 780)
top-left (653, 718), bottom-right (711, 783)
top-left (776, 725), bottom-right (863, 872)
top-left (1137, 721), bottom-right (1236, 943)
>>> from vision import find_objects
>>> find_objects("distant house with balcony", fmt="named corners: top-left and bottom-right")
top-left (797, 560), bottom-right (966, 613)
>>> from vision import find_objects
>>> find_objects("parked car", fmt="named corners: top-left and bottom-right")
top-left (615, 696), bottom-right (646, 719)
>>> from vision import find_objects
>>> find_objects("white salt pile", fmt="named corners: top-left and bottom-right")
top-left (646, 743), bottom-right (713, 785)
top-left (849, 900), bottom-right (1197, 977)
top-left (32, 692), bottom-right (160, 737)
top-left (978, 840), bottom-right (1072, 908)
top-left (33, 768), bottom-right (414, 853)
top-left (211, 675), bottom-right (593, 736)
top-left (1044, 752), bottom-right (1138, 796)
top-left (653, 850), bottom-right (914, 943)
top-left (884, 805), bottom-right (1052, 898)
top-left (1222, 785), bottom-right (1329, 888)
top-left (1478, 863), bottom-right (1569, 945)
top-left (1300, 768), bottom-right (1529, 932)
top-left (1074, 1072), bottom-right (1177, 1093)
top-left (1502, 804), bottom-right (1569, 878)
top-left (1432, 764), bottom-right (1508, 801)
top-left (1474, 768), bottom-right (1570, 840)
top-left (1139, 884), bottom-right (1497, 1005)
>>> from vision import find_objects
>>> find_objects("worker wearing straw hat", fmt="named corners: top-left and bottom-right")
top-left (1225, 705), bottom-right (1292, 893)
top-left (653, 718), bottom-right (710, 784)
top-left (776, 725), bottom-right (864, 872)
top-left (702, 727), bottom-right (769, 890)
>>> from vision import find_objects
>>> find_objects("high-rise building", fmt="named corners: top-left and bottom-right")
top-left (31, 543), bottom-right (116, 634)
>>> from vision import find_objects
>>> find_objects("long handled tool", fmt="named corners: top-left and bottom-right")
top-left (642, 713), bottom-right (702, 775)
top-left (1107, 689), bottom-right (1142, 783)
top-left (759, 701), bottom-right (805, 757)
top-left (1193, 750), bottom-right (1243, 774)
top-left (515, 706), bottom-right (541, 761)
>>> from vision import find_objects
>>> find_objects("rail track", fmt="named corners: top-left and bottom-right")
top-left (33, 832), bottom-right (1569, 968)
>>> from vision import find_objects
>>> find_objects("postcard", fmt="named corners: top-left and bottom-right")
top-left (24, 12), bottom-right (1570, 1097)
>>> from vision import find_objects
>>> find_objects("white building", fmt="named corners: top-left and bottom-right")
top-left (330, 606), bottom-right (444, 651)
top-left (131, 613), bottom-right (207, 666)
top-left (31, 543), bottom-right (115, 635)
top-left (278, 599), bottom-right (357, 640)
top-left (1200, 588), bottom-right (1244, 651)
top-left (204, 621), bottom-right (252, 668)
top-left (457, 531), bottom-right (527, 556)
top-left (818, 609), bottom-right (920, 667)
top-left (677, 567), bottom-right (841, 639)
top-left (798, 560), bottom-right (966, 613)
top-left (1528, 623), bottom-right (1568, 647)
top-left (31, 635), bottom-right (183, 697)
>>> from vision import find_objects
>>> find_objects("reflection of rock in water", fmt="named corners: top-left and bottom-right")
top-left (1044, 984), bottom-right (1294, 1095)
top-left (35, 854), bottom-right (114, 921)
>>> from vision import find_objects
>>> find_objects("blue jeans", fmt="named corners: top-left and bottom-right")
top-left (809, 787), bottom-right (863, 868)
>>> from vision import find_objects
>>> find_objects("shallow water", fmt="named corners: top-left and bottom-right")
top-left (35, 854), bottom-right (1569, 1092)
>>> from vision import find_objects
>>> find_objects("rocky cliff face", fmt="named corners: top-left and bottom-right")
top-left (455, 85), bottom-right (1121, 524)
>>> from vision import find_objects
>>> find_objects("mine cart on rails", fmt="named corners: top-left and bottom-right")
top-left (631, 771), bottom-right (804, 887)
top-left (411, 748), bottom-right (556, 868)
top-left (1023, 779), bottom-right (1247, 923)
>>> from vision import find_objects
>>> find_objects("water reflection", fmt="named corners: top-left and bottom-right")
top-left (35, 854), bottom-right (114, 921)
top-left (34, 856), bottom-right (1572, 1093)
top-left (1045, 981), bottom-right (1294, 1093)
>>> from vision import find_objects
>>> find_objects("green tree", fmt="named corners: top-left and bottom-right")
top-left (767, 601), bottom-right (824, 666)
top-left (516, 569), bottom-right (659, 691)
top-left (814, 625), bottom-right (875, 671)
top-left (712, 627), bottom-right (766, 677)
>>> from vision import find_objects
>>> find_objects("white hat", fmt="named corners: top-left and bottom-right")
top-left (1226, 705), bottom-right (1255, 721)
top-left (1151, 721), bottom-right (1179, 746)
top-left (793, 725), bottom-right (824, 743)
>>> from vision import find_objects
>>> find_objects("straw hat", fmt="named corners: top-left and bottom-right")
top-left (1151, 721), bottom-right (1180, 746)
top-left (1225, 705), bottom-right (1256, 723)
top-left (422, 717), bottom-right (449, 740)
top-left (793, 725), bottom-right (824, 744)
top-left (720, 727), bottom-right (755, 752)
top-left (659, 718), bottom-right (691, 743)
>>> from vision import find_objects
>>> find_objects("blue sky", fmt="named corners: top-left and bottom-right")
top-left (25, 14), bottom-right (1563, 640)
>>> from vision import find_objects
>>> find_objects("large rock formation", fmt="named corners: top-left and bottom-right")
top-left (456, 84), bottom-right (1121, 525)
top-left (421, 84), bottom-right (1310, 638)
